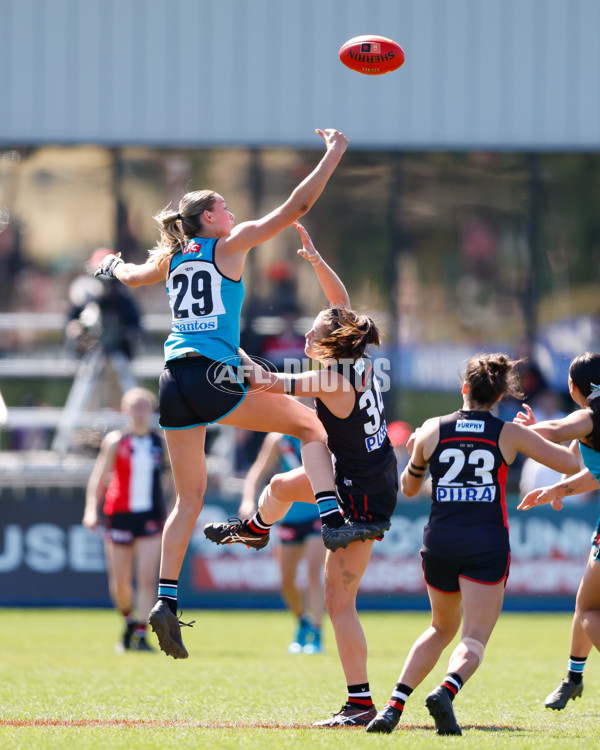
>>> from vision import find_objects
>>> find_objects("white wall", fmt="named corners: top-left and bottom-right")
top-left (0, 0), bottom-right (598, 149)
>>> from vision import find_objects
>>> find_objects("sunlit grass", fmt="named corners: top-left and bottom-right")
top-left (0, 609), bottom-right (598, 748)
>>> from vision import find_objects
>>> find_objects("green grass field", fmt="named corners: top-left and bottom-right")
top-left (0, 608), bottom-right (598, 749)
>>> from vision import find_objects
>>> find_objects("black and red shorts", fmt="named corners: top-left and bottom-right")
top-left (421, 548), bottom-right (510, 593)
top-left (336, 483), bottom-right (397, 526)
top-left (103, 511), bottom-right (164, 545)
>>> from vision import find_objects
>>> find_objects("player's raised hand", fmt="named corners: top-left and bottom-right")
top-left (315, 128), bottom-right (348, 156)
top-left (293, 221), bottom-right (322, 266)
top-left (514, 403), bottom-right (536, 427)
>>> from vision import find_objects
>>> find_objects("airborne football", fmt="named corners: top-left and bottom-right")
top-left (338, 34), bottom-right (405, 75)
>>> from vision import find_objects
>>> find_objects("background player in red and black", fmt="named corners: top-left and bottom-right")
top-left (83, 387), bottom-right (170, 653)
top-left (367, 353), bottom-right (579, 736)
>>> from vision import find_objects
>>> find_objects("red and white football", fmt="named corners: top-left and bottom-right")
top-left (339, 35), bottom-right (405, 76)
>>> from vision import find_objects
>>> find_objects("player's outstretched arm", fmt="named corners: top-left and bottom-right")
top-left (514, 406), bottom-right (592, 443)
top-left (294, 221), bottom-right (350, 309)
top-left (222, 129), bottom-right (348, 255)
top-left (517, 468), bottom-right (599, 511)
top-left (94, 252), bottom-right (168, 287)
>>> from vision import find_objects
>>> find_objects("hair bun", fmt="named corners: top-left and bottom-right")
top-left (488, 354), bottom-right (510, 375)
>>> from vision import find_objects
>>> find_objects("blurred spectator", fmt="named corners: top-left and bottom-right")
top-left (65, 254), bottom-right (142, 361)
top-left (498, 360), bottom-right (547, 423)
top-left (388, 420), bottom-right (431, 501)
top-left (54, 251), bottom-right (143, 453)
top-left (0, 218), bottom-right (25, 311)
top-left (265, 260), bottom-right (299, 316)
top-left (9, 394), bottom-right (52, 451)
top-left (499, 361), bottom-right (551, 492)
top-left (459, 212), bottom-right (497, 280)
top-left (388, 420), bottom-right (413, 474)
top-left (241, 260), bottom-right (304, 363)
top-left (261, 308), bottom-right (306, 369)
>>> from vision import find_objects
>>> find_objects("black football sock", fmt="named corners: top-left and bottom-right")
top-left (247, 510), bottom-right (272, 535)
top-left (568, 655), bottom-right (587, 684)
top-left (347, 682), bottom-right (374, 708)
top-left (441, 672), bottom-right (463, 701)
top-left (315, 491), bottom-right (344, 528)
top-left (158, 579), bottom-right (178, 615)
top-left (387, 682), bottom-right (413, 713)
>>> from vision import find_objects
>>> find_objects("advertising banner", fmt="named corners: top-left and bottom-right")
top-left (190, 499), bottom-right (596, 610)
top-left (0, 488), bottom-right (596, 610)
top-left (0, 488), bottom-right (108, 605)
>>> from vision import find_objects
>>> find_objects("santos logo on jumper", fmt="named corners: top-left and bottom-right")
top-left (455, 420), bottom-right (485, 433)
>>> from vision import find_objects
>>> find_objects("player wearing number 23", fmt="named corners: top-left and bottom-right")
top-left (366, 353), bottom-right (579, 737)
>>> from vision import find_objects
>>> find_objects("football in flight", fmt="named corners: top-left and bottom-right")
top-left (338, 35), bottom-right (405, 75)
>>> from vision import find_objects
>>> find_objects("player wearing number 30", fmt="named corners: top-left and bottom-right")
top-left (205, 222), bottom-right (398, 728)
top-left (92, 128), bottom-right (349, 660)
top-left (366, 353), bottom-right (579, 737)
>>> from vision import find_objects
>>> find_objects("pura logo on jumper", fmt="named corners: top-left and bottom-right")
top-left (455, 420), bottom-right (485, 433)
top-left (365, 420), bottom-right (388, 453)
top-left (436, 486), bottom-right (496, 502)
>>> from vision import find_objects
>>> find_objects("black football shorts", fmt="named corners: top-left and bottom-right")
top-left (421, 548), bottom-right (510, 593)
top-left (159, 355), bottom-right (247, 429)
top-left (336, 483), bottom-right (397, 525)
top-left (103, 510), bottom-right (164, 544)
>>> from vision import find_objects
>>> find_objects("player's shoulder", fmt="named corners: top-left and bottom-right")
top-left (414, 417), bottom-right (440, 453)
top-left (419, 416), bottom-right (440, 436)
top-left (98, 429), bottom-right (124, 458)
top-left (103, 429), bottom-right (124, 447)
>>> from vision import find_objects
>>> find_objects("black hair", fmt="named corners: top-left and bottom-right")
top-left (569, 351), bottom-right (600, 450)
